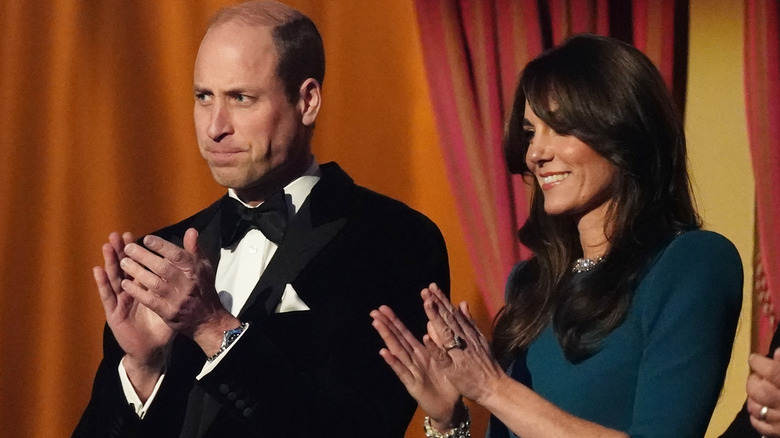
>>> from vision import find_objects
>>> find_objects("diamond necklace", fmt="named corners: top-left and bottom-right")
top-left (572, 256), bottom-right (604, 273)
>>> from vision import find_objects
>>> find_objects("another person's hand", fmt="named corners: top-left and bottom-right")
top-left (118, 228), bottom-right (239, 356)
top-left (94, 231), bottom-right (175, 396)
top-left (422, 284), bottom-right (507, 407)
top-left (370, 290), bottom-right (464, 431)
top-left (747, 348), bottom-right (780, 437)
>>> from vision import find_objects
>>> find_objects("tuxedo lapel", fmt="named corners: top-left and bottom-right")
top-left (192, 198), bottom-right (223, 268)
top-left (238, 163), bottom-right (351, 321)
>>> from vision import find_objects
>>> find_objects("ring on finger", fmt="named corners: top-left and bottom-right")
top-left (444, 334), bottom-right (464, 351)
top-left (760, 405), bottom-right (769, 421)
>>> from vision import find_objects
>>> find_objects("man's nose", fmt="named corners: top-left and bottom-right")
top-left (207, 102), bottom-right (233, 142)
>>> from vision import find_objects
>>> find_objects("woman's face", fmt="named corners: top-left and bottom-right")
top-left (523, 101), bottom-right (618, 221)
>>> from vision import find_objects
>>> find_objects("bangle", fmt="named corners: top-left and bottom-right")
top-left (207, 322), bottom-right (249, 362)
top-left (423, 406), bottom-right (471, 438)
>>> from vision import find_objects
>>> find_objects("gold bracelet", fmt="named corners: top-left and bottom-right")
top-left (423, 406), bottom-right (471, 438)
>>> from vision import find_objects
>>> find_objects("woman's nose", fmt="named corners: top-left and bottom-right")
top-left (526, 134), bottom-right (552, 167)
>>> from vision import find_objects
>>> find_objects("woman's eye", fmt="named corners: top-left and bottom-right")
top-left (523, 129), bottom-right (535, 142)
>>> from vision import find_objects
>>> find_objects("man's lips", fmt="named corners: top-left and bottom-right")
top-left (205, 148), bottom-right (246, 165)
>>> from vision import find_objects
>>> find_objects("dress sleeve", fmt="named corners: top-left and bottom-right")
top-left (628, 231), bottom-right (743, 437)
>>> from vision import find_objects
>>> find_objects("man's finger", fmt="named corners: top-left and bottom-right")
top-left (120, 256), bottom-right (168, 293)
top-left (122, 278), bottom-right (168, 319)
top-left (142, 235), bottom-right (190, 265)
top-left (125, 242), bottom-right (186, 283)
top-left (102, 243), bottom-right (124, 292)
top-left (751, 353), bottom-right (780, 385)
top-left (94, 266), bottom-right (118, 313)
top-left (182, 228), bottom-right (203, 258)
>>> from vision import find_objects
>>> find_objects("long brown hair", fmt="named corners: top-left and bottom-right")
top-left (493, 34), bottom-right (700, 364)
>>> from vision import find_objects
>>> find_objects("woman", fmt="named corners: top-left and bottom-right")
top-left (371, 34), bottom-right (742, 437)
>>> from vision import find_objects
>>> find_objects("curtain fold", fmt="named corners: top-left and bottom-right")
top-left (414, 0), bottom-right (531, 315)
top-left (415, 0), bottom-right (688, 315)
top-left (744, 0), bottom-right (780, 353)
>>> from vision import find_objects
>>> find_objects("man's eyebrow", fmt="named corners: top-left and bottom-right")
top-left (193, 86), bottom-right (211, 94)
top-left (225, 88), bottom-right (250, 95)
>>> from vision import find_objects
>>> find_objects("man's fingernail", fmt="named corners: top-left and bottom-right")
top-left (144, 235), bottom-right (157, 248)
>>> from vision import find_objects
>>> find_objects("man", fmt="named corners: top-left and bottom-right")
top-left (721, 327), bottom-right (780, 438)
top-left (73, 2), bottom-right (449, 437)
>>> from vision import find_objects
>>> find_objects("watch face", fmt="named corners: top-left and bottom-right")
top-left (222, 323), bottom-right (246, 349)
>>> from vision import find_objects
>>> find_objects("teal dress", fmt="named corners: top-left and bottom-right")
top-left (489, 231), bottom-right (743, 438)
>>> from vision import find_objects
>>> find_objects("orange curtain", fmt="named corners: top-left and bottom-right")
top-left (414, 0), bottom-right (689, 317)
top-left (745, 0), bottom-right (780, 353)
top-left (0, 1), bottom-right (478, 436)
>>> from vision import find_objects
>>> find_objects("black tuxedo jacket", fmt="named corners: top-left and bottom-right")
top-left (720, 326), bottom-right (780, 438)
top-left (74, 163), bottom-right (450, 438)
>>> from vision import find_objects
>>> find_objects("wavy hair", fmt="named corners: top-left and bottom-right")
top-left (493, 34), bottom-right (700, 364)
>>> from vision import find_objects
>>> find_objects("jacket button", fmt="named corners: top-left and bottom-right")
top-left (219, 384), bottom-right (230, 394)
top-left (235, 400), bottom-right (246, 410)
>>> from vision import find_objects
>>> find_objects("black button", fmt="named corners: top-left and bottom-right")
top-left (235, 400), bottom-right (246, 410)
top-left (219, 384), bottom-right (230, 394)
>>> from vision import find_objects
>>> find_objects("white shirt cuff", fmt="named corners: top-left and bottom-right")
top-left (118, 357), bottom-right (167, 419)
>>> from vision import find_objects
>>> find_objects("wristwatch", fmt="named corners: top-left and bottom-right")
top-left (207, 322), bottom-right (249, 362)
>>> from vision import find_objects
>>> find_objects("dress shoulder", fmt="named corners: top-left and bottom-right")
top-left (634, 229), bottom-right (743, 341)
top-left (642, 229), bottom-right (742, 301)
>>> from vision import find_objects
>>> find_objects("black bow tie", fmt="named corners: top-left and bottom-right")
top-left (221, 192), bottom-right (288, 247)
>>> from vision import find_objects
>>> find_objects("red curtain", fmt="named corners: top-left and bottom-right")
top-left (745, 0), bottom-right (780, 353)
top-left (414, 0), bottom-right (689, 315)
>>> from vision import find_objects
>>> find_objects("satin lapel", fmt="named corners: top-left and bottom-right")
top-left (238, 163), bottom-right (351, 321)
top-left (196, 212), bottom-right (222, 269)
top-left (189, 197), bottom-right (223, 268)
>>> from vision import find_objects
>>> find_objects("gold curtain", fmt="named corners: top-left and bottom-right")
top-left (0, 1), bottom-right (480, 436)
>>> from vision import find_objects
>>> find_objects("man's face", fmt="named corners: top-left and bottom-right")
top-left (193, 22), bottom-right (313, 200)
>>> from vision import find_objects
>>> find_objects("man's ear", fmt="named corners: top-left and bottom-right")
top-left (298, 78), bottom-right (321, 127)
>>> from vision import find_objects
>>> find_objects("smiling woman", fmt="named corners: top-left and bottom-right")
top-left (371, 34), bottom-right (743, 438)
top-left (522, 101), bottom-right (618, 236)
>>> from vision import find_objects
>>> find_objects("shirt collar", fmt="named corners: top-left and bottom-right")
top-left (227, 159), bottom-right (321, 216)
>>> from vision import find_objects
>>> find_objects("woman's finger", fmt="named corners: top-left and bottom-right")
top-left (378, 348), bottom-right (418, 388)
top-left (378, 305), bottom-right (424, 351)
top-left (371, 310), bottom-right (416, 366)
top-left (423, 334), bottom-right (453, 368)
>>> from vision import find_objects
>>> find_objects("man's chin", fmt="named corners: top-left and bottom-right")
top-left (209, 168), bottom-right (260, 189)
